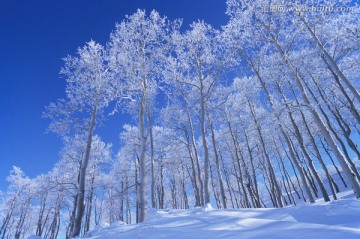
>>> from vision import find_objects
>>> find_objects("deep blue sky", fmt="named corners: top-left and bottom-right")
top-left (0, 0), bottom-right (228, 191)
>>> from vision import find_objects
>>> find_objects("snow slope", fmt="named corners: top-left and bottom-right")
top-left (82, 198), bottom-right (360, 239)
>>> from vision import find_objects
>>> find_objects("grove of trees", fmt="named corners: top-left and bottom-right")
top-left (1, 1), bottom-right (359, 238)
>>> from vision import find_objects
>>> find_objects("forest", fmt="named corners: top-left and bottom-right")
top-left (1, 0), bottom-right (359, 238)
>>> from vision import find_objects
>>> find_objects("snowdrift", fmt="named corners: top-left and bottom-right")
top-left (82, 198), bottom-right (360, 239)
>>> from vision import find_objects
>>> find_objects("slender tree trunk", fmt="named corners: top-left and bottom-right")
top-left (0, 191), bottom-right (19, 238)
top-left (181, 165), bottom-right (190, 209)
top-left (158, 156), bottom-right (165, 209)
top-left (232, 161), bottom-right (246, 208)
top-left (306, 72), bottom-right (360, 183)
top-left (281, 141), bottom-right (310, 202)
top-left (135, 155), bottom-right (139, 224)
top-left (227, 118), bottom-right (251, 208)
top-left (246, 97), bottom-right (283, 207)
top-left (324, 61), bottom-right (360, 123)
top-left (220, 152), bottom-right (236, 208)
top-left (286, 79), bottom-right (338, 200)
top-left (307, 72), bottom-right (360, 162)
top-left (200, 88), bottom-right (211, 205)
top-left (276, 81), bottom-right (330, 202)
top-left (84, 172), bottom-right (96, 234)
top-left (125, 175), bottom-right (131, 224)
top-left (138, 95), bottom-right (148, 222)
top-left (333, 107), bottom-right (360, 160)
top-left (14, 197), bottom-right (31, 239)
top-left (278, 160), bottom-right (292, 205)
top-left (67, 193), bottom-right (78, 239)
top-left (72, 106), bottom-right (97, 238)
top-left (147, 109), bottom-right (156, 209)
top-left (183, 126), bottom-right (201, 206)
top-left (298, 70), bottom-right (360, 197)
top-left (282, 126), bottom-right (314, 202)
top-left (242, 58), bottom-right (314, 203)
top-left (261, 161), bottom-right (276, 207)
top-left (320, 138), bottom-right (348, 188)
top-left (36, 194), bottom-right (48, 237)
top-left (298, 14), bottom-right (360, 102)
top-left (208, 113), bottom-right (227, 208)
top-left (209, 162), bottom-right (221, 208)
top-left (303, 119), bottom-right (338, 200)
top-left (243, 128), bottom-right (261, 208)
top-left (183, 95), bottom-right (205, 206)
top-left (170, 177), bottom-right (177, 209)
top-left (264, 25), bottom-right (360, 198)
top-left (271, 135), bottom-right (298, 204)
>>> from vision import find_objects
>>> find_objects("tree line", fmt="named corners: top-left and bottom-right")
top-left (1, 0), bottom-right (359, 238)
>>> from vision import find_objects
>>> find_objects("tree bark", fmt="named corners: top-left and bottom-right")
top-left (183, 94), bottom-right (205, 206)
top-left (72, 106), bottom-right (97, 238)
top-left (246, 97), bottom-right (283, 208)
top-left (138, 95), bottom-right (147, 222)
top-left (264, 24), bottom-right (360, 198)
top-left (276, 81), bottom-right (330, 202)
top-left (208, 113), bottom-right (227, 209)
top-left (298, 14), bottom-right (360, 103)
top-left (242, 56), bottom-right (314, 203)
top-left (183, 126), bottom-right (201, 207)
top-left (147, 109), bottom-right (156, 209)
top-left (227, 118), bottom-right (251, 208)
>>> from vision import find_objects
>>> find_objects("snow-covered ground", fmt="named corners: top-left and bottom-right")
top-left (81, 192), bottom-right (360, 239)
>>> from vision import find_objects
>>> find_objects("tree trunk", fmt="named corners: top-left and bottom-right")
top-left (183, 126), bottom-right (201, 206)
top-left (138, 96), bottom-right (148, 222)
top-left (286, 79), bottom-right (338, 200)
top-left (324, 61), bottom-right (360, 123)
top-left (147, 109), bottom-right (156, 209)
top-left (209, 162), bottom-right (221, 208)
top-left (84, 173), bottom-right (95, 234)
top-left (265, 25), bottom-right (360, 198)
top-left (183, 95), bottom-right (205, 206)
top-left (208, 113), bottom-right (227, 209)
top-left (276, 81), bottom-right (330, 202)
top-left (135, 156), bottom-right (139, 224)
top-left (271, 135), bottom-right (298, 204)
top-left (200, 89), bottom-right (211, 205)
top-left (36, 194), bottom-right (49, 237)
top-left (307, 71), bottom-right (360, 162)
top-left (227, 118), bottom-right (251, 208)
top-left (243, 128), bottom-right (261, 208)
top-left (298, 14), bottom-right (360, 102)
top-left (247, 97), bottom-right (283, 208)
top-left (72, 106), bottom-right (97, 238)
top-left (333, 107), bottom-right (360, 160)
top-left (243, 58), bottom-right (314, 203)
top-left (320, 138), bottom-right (348, 188)
top-left (220, 152), bottom-right (236, 208)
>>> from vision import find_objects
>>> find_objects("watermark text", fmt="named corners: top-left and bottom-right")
top-left (262, 5), bottom-right (356, 13)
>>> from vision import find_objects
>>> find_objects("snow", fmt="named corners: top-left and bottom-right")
top-left (27, 236), bottom-right (42, 239)
top-left (82, 195), bottom-right (360, 239)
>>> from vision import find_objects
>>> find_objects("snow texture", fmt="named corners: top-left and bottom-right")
top-left (82, 193), bottom-right (360, 239)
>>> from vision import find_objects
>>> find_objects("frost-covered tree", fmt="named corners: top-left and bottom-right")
top-left (225, 0), bottom-right (360, 199)
top-left (2, 4), bottom-right (360, 238)
top-left (44, 40), bottom-right (114, 237)
top-left (0, 167), bottom-right (35, 239)
top-left (108, 10), bottom-right (179, 222)
top-left (163, 21), bottom-right (232, 205)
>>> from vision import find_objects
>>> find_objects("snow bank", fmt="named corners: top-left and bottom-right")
top-left (82, 199), bottom-right (360, 239)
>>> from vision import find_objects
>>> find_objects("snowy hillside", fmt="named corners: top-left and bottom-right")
top-left (81, 195), bottom-right (360, 239)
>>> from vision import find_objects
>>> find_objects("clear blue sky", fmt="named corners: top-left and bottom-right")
top-left (0, 0), bottom-right (228, 191)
